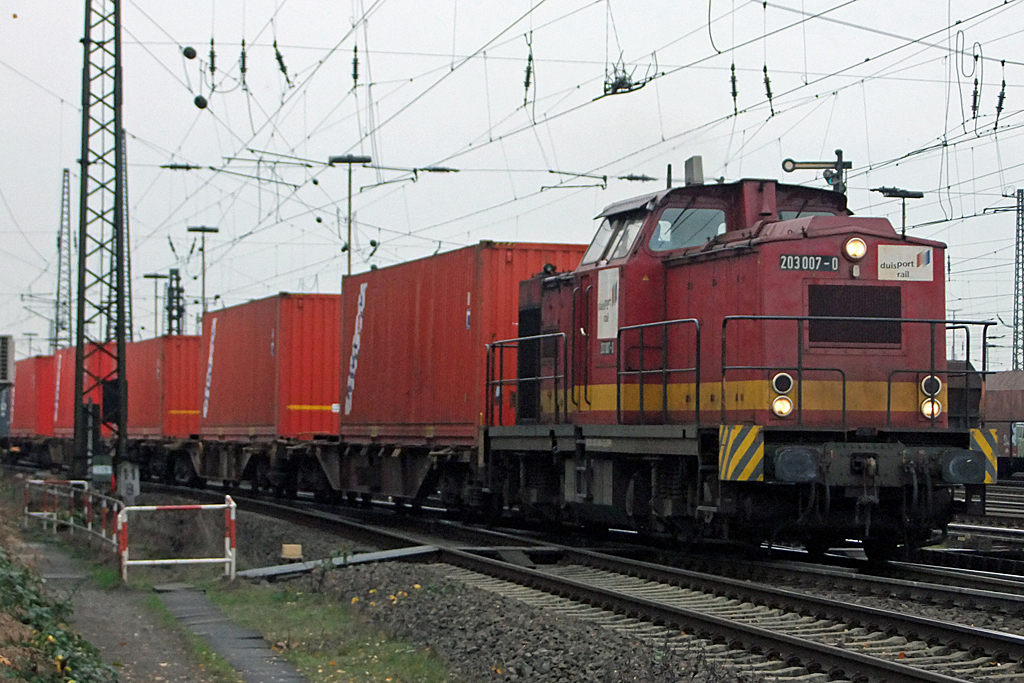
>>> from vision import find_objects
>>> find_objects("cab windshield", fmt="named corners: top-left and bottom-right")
top-left (581, 214), bottom-right (645, 264)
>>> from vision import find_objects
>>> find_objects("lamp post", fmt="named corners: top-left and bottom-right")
top-left (186, 226), bottom-right (219, 313)
top-left (328, 155), bottom-right (372, 275)
top-left (870, 187), bottom-right (924, 237)
top-left (143, 273), bottom-right (168, 337)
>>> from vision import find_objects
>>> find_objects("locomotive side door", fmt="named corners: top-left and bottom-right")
top-left (572, 271), bottom-right (594, 411)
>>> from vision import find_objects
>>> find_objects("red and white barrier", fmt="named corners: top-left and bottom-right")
top-left (23, 479), bottom-right (121, 546)
top-left (117, 496), bottom-right (236, 581)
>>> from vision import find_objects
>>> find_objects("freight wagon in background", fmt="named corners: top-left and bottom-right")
top-left (0, 386), bottom-right (10, 442)
top-left (336, 241), bottom-right (588, 506)
top-left (127, 335), bottom-right (200, 480)
top-left (9, 355), bottom-right (56, 464)
top-left (169, 293), bottom-right (342, 492)
top-left (984, 370), bottom-right (1024, 476)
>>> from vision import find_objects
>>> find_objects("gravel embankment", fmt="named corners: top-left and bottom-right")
top-left (315, 561), bottom-right (766, 683)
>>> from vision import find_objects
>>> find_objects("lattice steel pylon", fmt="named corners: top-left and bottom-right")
top-left (51, 169), bottom-right (74, 355)
top-left (72, 0), bottom-right (130, 497)
top-left (166, 268), bottom-right (185, 335)
top-left (1014, 189), bottom-right (1024, 370)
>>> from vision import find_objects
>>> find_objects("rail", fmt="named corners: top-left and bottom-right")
top-left (117, 497), bottom-right (236, 581)
top-left (486, 333), bottom-right (568, 426)
top-left (615, 318), bottom-right (700, 425)
top-left (722, 316), bottom-right (994, 428)
top-left (23, 479), bottom-right (122, 549)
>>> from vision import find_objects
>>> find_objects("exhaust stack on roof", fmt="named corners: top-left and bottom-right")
top-left (684, 156), bottom-right (704, 186)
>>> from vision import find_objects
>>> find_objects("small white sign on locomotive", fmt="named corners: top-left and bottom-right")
top-left (877, 245), bottom-right (934, 281)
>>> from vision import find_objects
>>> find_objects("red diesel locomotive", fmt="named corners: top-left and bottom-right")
top-left (481, 173), bottom-right (996, 559)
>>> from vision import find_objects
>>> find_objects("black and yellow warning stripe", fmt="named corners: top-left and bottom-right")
top-left (718, 425), bottom-right (764, 482)
top-left (970, 428), bottom-right (998, 484)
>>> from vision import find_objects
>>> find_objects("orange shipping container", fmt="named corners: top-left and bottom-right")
top-left (53, 344), bottom-right (115, 438)
top-left (125, 336), bottom-right (200, 439)
top-left (200, 293), bottom-right (341, 440)
top-left (10, 356), bottom-right (56, 438)
top-left (340, 241), bottom-right (587, 446)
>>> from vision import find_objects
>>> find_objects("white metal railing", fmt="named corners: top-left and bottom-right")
top-left (22, 480), bottom-right (237, 582)
top-left (117, 497), bottom-right (236, 581)
top-left (23, 479), bottom-right (122, 548)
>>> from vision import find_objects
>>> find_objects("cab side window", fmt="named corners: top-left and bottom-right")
top-left (649, 208), bottom-right (726, 251)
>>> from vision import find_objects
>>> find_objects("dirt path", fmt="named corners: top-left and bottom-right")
top-left (15, 541), bottom-right (218, 683)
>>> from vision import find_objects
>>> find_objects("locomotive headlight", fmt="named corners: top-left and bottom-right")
top-left (772, 395), bottom-right (794, 417)
top-left (843, 237), bottom-right (867, 261)
top-left (920, 398), bottom-right (942, 419)
top-left (772, 372), bottom-right (794, 395)
top-left (920, 375), bottom-right (942, 397)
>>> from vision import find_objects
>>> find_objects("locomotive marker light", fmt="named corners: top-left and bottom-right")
top-left (771, 394), bottom-right (794, 417)
top-left (771, 372), bottom-right (794, 394)
top-left (843, 237), bottom-right (867, 261)
top-left (921, 375), bottom-right (943, 397)
top-left (921, 398), bottom-right (942, 419)
top-left (781, 149), bottom-right (852, 194)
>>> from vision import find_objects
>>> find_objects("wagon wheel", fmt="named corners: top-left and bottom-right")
top-left (172, 453), bottom-right (195, 486)
top-left (803, 537), bottom-right (833, 562)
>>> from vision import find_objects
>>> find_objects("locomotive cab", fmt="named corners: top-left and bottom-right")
top-left (496, 171), bottom-right (995, 561)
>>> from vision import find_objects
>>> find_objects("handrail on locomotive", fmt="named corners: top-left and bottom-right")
top-left (486, 317), bottom-right (995, 429)
top-left (486, 332), bottom-right (569, 426)
top-left (720, 313), bottom-right (991, 428)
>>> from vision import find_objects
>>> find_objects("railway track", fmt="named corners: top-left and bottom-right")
top-left (141, 483), bottom-right (1024, 682)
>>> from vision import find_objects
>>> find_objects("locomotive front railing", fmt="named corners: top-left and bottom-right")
top-left (486, 333), bottom-right (569, 426)
top-left (615, 318), bottom-right (700, 426)
top-left (885, 321), bottom-right (993, 427)
top-left (721, 315), bottom-right (994, 429)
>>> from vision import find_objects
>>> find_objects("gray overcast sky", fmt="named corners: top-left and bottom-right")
top-left (2, 0), bottom-right (1023, 366)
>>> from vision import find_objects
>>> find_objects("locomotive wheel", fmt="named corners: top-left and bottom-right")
top-left (863, 536), bottom-right (898, 564)
top-left (803, 537), bottom-right (832, 561)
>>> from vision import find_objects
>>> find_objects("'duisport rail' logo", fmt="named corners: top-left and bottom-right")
top-left (877, 244), bottom-right (934, 282)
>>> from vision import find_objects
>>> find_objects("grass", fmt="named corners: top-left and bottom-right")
top-left (206, 581), bottom-right (451, 683)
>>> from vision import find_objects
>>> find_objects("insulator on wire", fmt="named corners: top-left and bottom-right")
top-left (352, 45), bottom-right (359, 89)
top-left (971, 78), bottom-right (979, 119)
top-left (996, 61), bottom-right (1007, 130)
top-left (730, 62), bottom-right (738, 115)
top-left (523, 33), bottom-right (534, 108)
top-left (209, 39), bottom-right (216, 81)
top-left (763, 64), bottom-right (774, 117)
top-left (274, 40), bottom-right (293, 87)
top-left (240, 39), bottom-right (247, 87)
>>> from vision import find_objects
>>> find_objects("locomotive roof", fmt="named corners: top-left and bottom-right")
top-left (596, 178), bottom-right (848, 218)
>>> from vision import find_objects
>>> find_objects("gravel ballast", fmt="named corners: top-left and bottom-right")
top-left (314, 561), bottom-right (766, 683)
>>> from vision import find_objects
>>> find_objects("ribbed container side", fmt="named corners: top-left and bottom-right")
top-left (53, 344), bottom-right (113, 437)
top-left (125, 338), bottom-right (162, 436)
top-left (10, 356), bottom-right (55, 438)
top-left (201, 294), bottom-right (340, 440)
top-left (277, 294), bottom-right (342, 439)
top-left (125, 336), bottom-right (200, 439)
top-left (163, 336), bottom-right (200, 438)
top-left (340, 241), bottom-right (585, 446)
